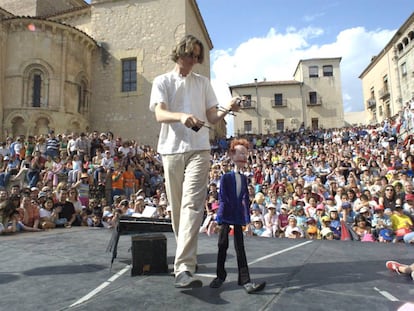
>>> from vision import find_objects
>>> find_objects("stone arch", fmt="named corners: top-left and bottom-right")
top-left (75, 71), bottom-right (90, 115)
top-left (30, 113), bottom-right (54, 136)
top-left (402, 36), bottom-right (409, 47)
top-left (10, 116), bottom-right (27, 137)
top-left (21, 60), bottom-right (54, 108)
top-left (69, 119), bottom-right (82, 134)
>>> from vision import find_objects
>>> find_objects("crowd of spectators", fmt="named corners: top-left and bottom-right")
top-left (1, 109), bottom-right (414, 244)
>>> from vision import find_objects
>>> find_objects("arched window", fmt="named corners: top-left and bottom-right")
top-left (77, 78), bottom-right (89, 114)
top-left (23, 64), bottom-right (50, 108)
top-left (29, 69), bottom-right (47, 107)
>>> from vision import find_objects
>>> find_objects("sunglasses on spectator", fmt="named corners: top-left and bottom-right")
top-left (385, 188), bottom-right (394, 191)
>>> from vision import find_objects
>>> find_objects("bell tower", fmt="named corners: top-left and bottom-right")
top-left (0, 0), bottom-right (87, 17)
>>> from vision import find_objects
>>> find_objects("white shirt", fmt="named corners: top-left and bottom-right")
top-left (149, 70), bottom-right (218, 155)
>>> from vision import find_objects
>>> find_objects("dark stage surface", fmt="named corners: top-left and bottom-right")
top-left (1, 227), bottom-right (413, 311)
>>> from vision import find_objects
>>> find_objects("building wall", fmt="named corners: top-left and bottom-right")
top-left (1, 18), bottom-right (96, 137)
top-left (0, 0), bottom-right (85, 16)
top-left (0, 0), bottom-right (215, 144)
top-left (296, 58), bottom-right (344, 129)
top-left (63, 0), bottom-right (212, 145)
top-left (0, 0), bottom-right (37, 16)
top-left (360, 53), bottom-right (395, 123)
top-left (231, 57), bottom-right (344, 135)
top-left (360, 12), bottom-right (414, 125)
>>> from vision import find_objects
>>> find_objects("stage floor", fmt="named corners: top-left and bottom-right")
top-left (1, 227), bottom-right (413, 311)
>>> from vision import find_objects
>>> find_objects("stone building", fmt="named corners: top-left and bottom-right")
top-left (0, 0), bottom-right (222, 144)
top-left (359, 12), bottom-right (414, 124)
top-left (230, 57), bottom-right (344, 135)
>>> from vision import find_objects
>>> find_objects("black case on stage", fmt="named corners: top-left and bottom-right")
top-left (131, 233), bottom-right (168, 276)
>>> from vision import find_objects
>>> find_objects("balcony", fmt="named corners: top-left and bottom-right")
top-left (378, 87), bottom-right (390, 99)
top-left (240, 99), bottom-right (256, 109)
top-left (366, 98), bottom-right (376, 109)
top-left (307, 98), bottom-right (323, 106)
top-left (271, 99), bottom-right (287, 107)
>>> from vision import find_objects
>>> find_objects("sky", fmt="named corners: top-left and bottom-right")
top-left (196, 0), bottom-right (413, 117)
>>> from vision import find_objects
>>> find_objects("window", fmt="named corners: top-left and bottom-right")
top-left (244, 120), bottom-right (252, 133)
top-left (32, 74), bottom-right (42, 107)
top-left (309, 66), bottom-right (318, 78)
top-left (401, 62), bottom-right (407, 76)
top-left (309, 92), bottom-right (318, 104)
top-left (242, 94), bottom-right (252, 107)
top-left (274, 93), bottom-right (283, 106)
top-left (276, 119), bottom-right (284, 132)
top-left (24, 64), bottom-right (49, 108)
top-left (78, 80), bottom-right (89, 114)
top-left (323, 65), bottom-right (333, 77)
top-left (122, 58), bottom-right (137, 92)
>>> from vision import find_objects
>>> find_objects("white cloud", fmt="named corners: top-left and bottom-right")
top-left (210, 25), bottom-right (396, 135)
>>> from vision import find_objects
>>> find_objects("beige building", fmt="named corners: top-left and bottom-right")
top-left (0, 0), bottom-right (224, 144)
top-left (359, 12), bottom-right (414, 124)
top-left (229, 57), bottom-right (344, 135)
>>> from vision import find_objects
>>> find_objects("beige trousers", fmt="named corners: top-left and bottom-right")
top-left (162, 150), bottom-right (210, 275)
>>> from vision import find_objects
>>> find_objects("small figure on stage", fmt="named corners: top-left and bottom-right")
top-left (210, 138), bottom-right (266, 294)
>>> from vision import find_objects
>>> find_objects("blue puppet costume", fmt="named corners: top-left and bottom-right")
top-left (210, 138), bottom-right (266, 294)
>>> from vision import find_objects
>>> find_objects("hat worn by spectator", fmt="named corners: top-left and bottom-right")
top-left (307, 225), bottom-right (317, 234)
top-left (321, 215), bottom-right (331, 222)
top-left (37, 191), bottom-right (47, 199)
top-left (136, 195), bottom-right (144, 201)
top-left (306, 217), bottom-right (316, 224)
top-left (374, 205), bottom-right (384, 211)
top-left (321, 227), bottom-right (333, 238)
top-left (405, 193), bottom-right (414, 201)
top-left (316, 204), bottom-right (325, 211)
top-left (280, 204), bottom-right (288, 210)
top-left (251, 215), bottom-right (262, 222)
top-left (359, 206), bottom-right (370, 213)
top-left (379, 228), bottom-right (393, 241)
top-left (267, 203), bottom-right (276, 209)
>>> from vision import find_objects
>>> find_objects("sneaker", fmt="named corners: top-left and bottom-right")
top-left (386, 261), bottom-right (404, 275)
top-left (209, 277), bottom-right (224, 288)
top-left (243, 281), bottom-right (266, 294)
top-left (174, 271), bottom-right (203, 288)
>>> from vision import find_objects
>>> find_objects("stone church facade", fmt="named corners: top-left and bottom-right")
top-left (0, 0), bottom-right (215, 145)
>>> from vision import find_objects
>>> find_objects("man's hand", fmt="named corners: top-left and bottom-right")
top-left (180, 114), bottom-right (204, 130)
